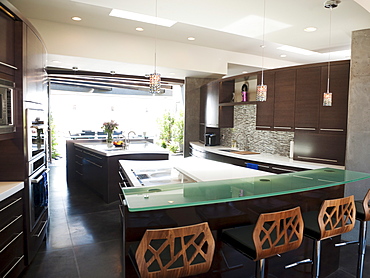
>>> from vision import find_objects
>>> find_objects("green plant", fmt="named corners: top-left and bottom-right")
top-left (50, 113), bottom-right (60, 159)
top-left (157, 110), bottom-right (184, 153)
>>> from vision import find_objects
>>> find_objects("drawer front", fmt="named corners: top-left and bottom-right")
top-left (27, 209), bottom-right (48, 263)
top-left (1, 255), bottom-right (25, 278)
top-left (0, 232), bottom-right (24, 275)
top-left (0, 192), bottom-right (23, 225)
top-left (0, 214), bottom-right (23, 247)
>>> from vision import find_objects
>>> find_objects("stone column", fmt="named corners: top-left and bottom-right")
top-left (344, 28), bottom-right (370, 241)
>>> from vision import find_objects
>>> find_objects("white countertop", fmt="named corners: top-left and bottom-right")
top-left (75, 141), bottom-right (169, 157)
top-left (120, 157), bottom-right (274, 187)
top-left (190, 141), bottom-right (344, 170)
top-left (0, 181), bottom-right (24, 202)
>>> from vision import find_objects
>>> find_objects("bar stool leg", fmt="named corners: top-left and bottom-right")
top-left (312, 240), bottom-right (322, 278)
top-left (357, 221), bottom-right (368, 278)
top-left (256, 258), bottom-right (266, 278)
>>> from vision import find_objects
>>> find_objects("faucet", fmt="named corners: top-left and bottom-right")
top-left (127, 131), bottom-right (136, 144)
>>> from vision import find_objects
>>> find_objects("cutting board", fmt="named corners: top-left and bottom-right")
top-left (231, 151), bottom-right (259, 155)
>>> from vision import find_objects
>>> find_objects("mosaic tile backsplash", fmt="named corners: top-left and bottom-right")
top-left (220, 105), bottom-right (294, 157)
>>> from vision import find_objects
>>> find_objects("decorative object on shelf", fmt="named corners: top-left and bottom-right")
top-left (241, 83), bottom-right (249, 102)
top-left (323, 0), bottom-right (340, 106)
top-left (149, 0), bottom-right (163, 95)
top-left (257, 0), bottom-right (267, 102)
top-left (102, 120), bottom-right (119, 147)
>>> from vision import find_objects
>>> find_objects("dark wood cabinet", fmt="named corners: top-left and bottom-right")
top-left (0, 5), bottom-right (16, 80)
top-left (294, 66), bottom-right (321, 132)
top-left (0, 190), bottom-right (25, 278)
top-left (273, 69), bottom-right (296, 131)
top-left (204, 81), bottom-right (219, 128)
top-left (256, 71), bottom-right (275, 130)
top-left (319, 61), bottom-right (349, 134)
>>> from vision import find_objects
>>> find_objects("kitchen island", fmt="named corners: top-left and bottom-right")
top-left (119, 157), bottom-right (370, 277)
top-left (66, 139), bottom-right (169, 203)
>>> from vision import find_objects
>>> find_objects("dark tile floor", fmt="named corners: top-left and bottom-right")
top-left (20, 159), bottom-right (370, 278)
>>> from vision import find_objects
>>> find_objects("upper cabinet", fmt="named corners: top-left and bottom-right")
top-left (319, 62), bottom-right (349, 134)
top-left (0, 5), bottom-right (16, 80)
top-left (256, 71), bottom-right (275, 130)
top-left (294, 66), bottom-right (321, 132)
top-left (273, 69), bottom-right (296, 131)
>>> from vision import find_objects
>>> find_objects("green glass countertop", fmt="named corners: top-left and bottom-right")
top-left (122, 168), bottom-right (370, 212)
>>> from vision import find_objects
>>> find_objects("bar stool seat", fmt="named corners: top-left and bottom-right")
top-left (302, 195), bottom-right (356, 278)
top-left (354, 189), bottom-right (370, 278)
top-left (221, 206), bottom-right (304, 278)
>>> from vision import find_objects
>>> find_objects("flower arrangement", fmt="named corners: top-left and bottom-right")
top-left (102, 120), bottom-right (119, 144)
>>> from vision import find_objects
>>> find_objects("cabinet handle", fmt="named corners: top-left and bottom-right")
top-left (76, 170), bottom-right (83, 176)
top-left (31, 168), bottom-right (50, 183)
top-left (257, 165), bottom-right (270, 169)
top-left (0, 197), bottom-right (22, 213)
top-left (0, 215), bottom-right (22, 233)
top-left (83, 151), bottom-right (102, 159)
top-left (0, 232), bottom-right (23, 253)
top-left (320, 128), bottom-right (344, 132)
top-left (271, 167), bottom-right (296, 173)
top-left (75, 155), bottom-right (83, 159)
top-left (297, 156), bottom-right (338, 163)
top-left (274, 126), bottom-right (292, 130)
top-left (295, 127), bottom-right (316, 131)
top-left (3, 255), bottom-right (24, 278)
top-left (33, 220), bottom-right (48, 237)
top-left (85, 159), bottom-right (103, 168)
top-left (256, 126), bottom-right (271, 129)
top-left (75, 161), bottom-right (82, 166)
top-left (0, 61), bottom-right (18, 70)
top-left (75, 148), bottom-right (83, 153)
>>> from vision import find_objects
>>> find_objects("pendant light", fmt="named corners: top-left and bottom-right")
top-left (256, 0), bottom-right (267, 102)
top-left (323, 0), bottom-right (340, 106)
top-left (149, 0), bottom-right (162, 95)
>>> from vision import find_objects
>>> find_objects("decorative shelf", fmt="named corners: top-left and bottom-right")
top-left (219, 101), bottom-right (258, 107)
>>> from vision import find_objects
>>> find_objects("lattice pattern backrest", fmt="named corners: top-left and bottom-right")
top-left (318, 195), bottom-right (355, 240)
top-left (363, 189), bottom-right (370, 221)
top-left (135, 222), bottom-right (215, 278)
top-left (252, 207), bottom-right (303, 261)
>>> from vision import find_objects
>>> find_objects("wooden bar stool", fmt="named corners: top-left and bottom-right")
top-left (128, 222), bottom-right (215, 278)
top-left (354, 189), bottom-right (370, 278)
top-left (302, 195), bottom-right (356, 278)
top-left (221, 206), bottom-right (304, 278)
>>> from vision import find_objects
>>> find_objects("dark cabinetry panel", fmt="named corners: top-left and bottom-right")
top-left (319, 62), bottom-right (349, 134)
top-left (273, 69), bottom-right (296, 131)
top-left (0, 6), bottom-right (16, 79)
top-left (294, 66), bottom-right (321, 131)
top-left (256, 72), bottom-right (275, 130)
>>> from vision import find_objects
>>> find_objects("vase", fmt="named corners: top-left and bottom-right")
top-left (107, 132), bottom-right (113, 148)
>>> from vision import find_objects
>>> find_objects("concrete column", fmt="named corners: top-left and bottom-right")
top-left (344, 28), bottom-right (370, 242)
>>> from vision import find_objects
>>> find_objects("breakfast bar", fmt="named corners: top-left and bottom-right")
top-left (119, 160), bottom-right (370, 277)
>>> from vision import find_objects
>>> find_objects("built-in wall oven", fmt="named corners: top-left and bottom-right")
top-left (0, 78), bottom-right (15, 134)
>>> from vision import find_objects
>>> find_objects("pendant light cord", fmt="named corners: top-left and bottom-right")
top-left (154, 0), bottom-right (158, 74)
top-left (326, 6), bottom-right (332, 93)
top-left (261, 0), bottom-right (266, 85)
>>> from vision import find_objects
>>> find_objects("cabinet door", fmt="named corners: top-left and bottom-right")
top-left (319, 62), bottom-right (349, 134)
top-left (256, 71), bottom-right (275, 130)
top-left (0, 7), bottom-right (15, 77)
top-left (294, 66), bottom-right (321, 132)
top-left (273, 69), bottom-right (296, 131)
top-left (205, 81), bottom-right (219, 128)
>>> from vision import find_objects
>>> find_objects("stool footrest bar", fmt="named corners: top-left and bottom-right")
top-left (285, 258), bottom-right (312, 269)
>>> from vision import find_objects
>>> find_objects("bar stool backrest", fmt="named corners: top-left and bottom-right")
top-left (253, 206), bottom-right (303, 261)
top-left (363, 189), bottom-right (370, 221)
top-left (135, 222), bottom-right (215, 278)
top-left (318, 195), bottom-right (355, 240)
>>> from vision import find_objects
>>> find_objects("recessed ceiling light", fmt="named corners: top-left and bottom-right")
top-left (242, 71), bottom-right (249, 74)
top-left (280, 54), bottom-right (287, 58)
top-left (277, 45), bottom-right (318, 56)
top-left (187, 37), bottom-right (195, 41)
top-left (304, 27), bottom-right (317, 32)
top-left (136, 27), bottom-right (144, 32)
top-left (72, 16), bottom-right (82, 21)
top-left (109, 9), bottom-right (176, 27)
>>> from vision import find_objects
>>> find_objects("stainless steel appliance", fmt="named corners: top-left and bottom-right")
top-left (26, 108), bottom-right (47, 161)
top-left (0, 78), bottom-right (15, 134)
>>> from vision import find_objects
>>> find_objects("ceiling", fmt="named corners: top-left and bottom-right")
top-left (6, 0), bottom-right (370, 79)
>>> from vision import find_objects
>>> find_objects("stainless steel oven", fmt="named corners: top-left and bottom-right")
top-left (26, 108), bottom-right (47, 162)
top-left (0, 78), bottom-right (15, 134)
top-left (28, 166), bottom-right (49, 230)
